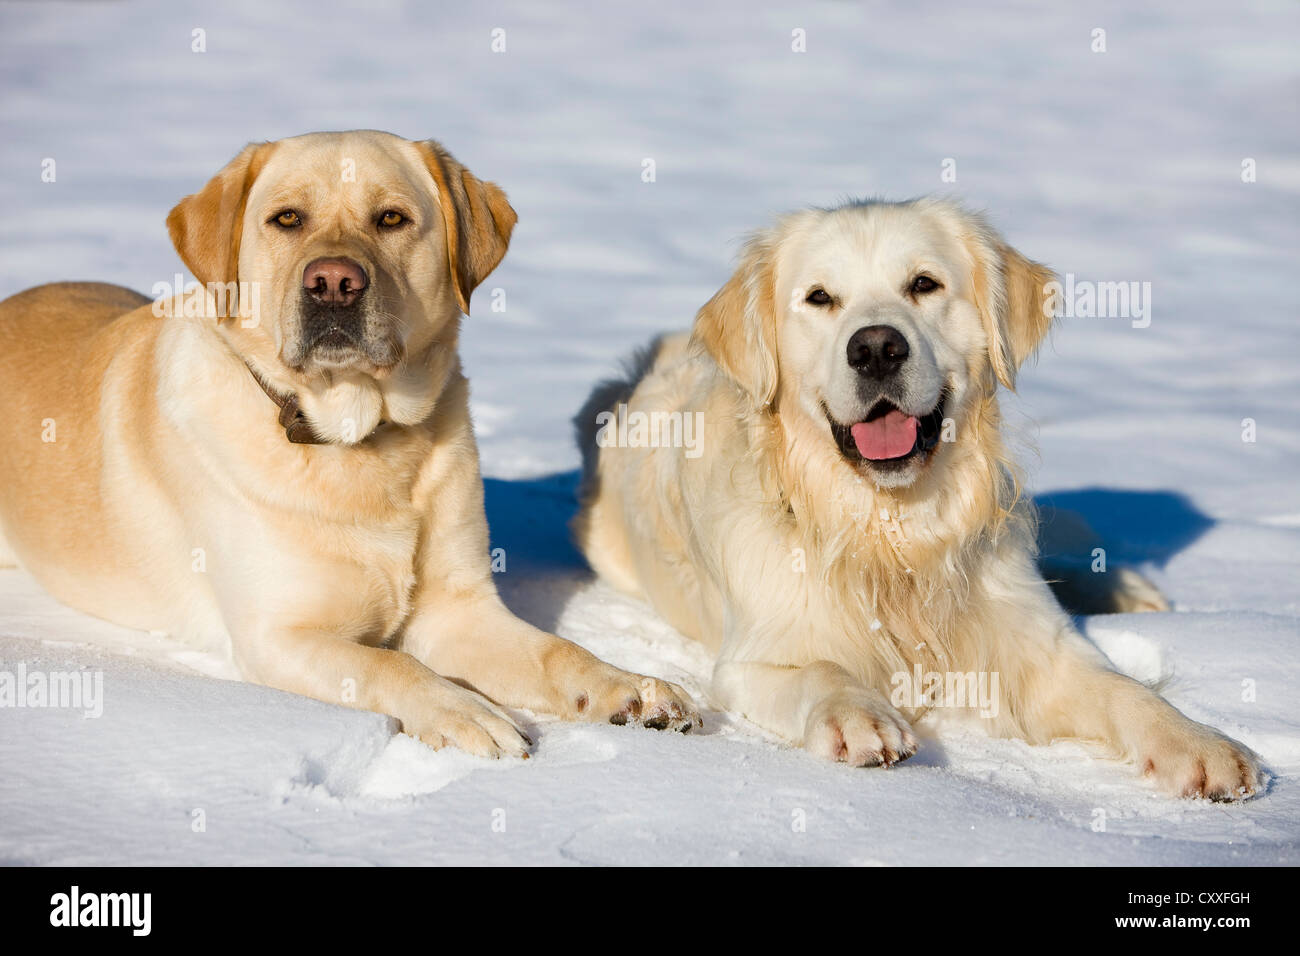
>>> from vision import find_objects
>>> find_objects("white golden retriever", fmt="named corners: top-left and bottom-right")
top-left (575, 198), bottom-right (1261, 799)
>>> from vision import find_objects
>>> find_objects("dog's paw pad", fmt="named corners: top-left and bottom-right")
top-left (1139, 727), bottom-right (1261, 801)
top-left (589, 672), bottom-right (701, 733)
top-left (803, 692), bottom-right (917, 768)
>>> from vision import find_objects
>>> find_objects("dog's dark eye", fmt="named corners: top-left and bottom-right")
top-left (378, 210), bottom-right (406, 229)
top-left (272, 210), bottom-right (302, 229)
top-left (805, 288), bottom-right (833, 306)
top-left (910, 275), bottom-right (941, 295)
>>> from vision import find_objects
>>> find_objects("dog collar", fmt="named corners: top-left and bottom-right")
top-left (245, 363), bottom-right (328, 445)
top-left (245, 363), bottom-right (393, 446)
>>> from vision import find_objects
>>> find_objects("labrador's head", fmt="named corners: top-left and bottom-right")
top-left (167, 130), bottom-right (515, 380)
top-left (692, 199), bottom-right (1056, 490)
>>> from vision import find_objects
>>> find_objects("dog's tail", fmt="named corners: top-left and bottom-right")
top-left (573, 331), bottom-right (688, 504)
top-left (1036, 504), bottom-right (1170, 614)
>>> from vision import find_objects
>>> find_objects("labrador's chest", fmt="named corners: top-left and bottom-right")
top-left (213, 423), bottom-right (445, 644)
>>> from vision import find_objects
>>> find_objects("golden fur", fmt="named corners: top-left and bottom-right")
top-left (576, 198), bottom-right (1261, 798)
top-left (0, 130), bottom-right (698, 757)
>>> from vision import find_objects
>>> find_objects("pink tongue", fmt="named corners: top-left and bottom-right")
top-left (851, 411), bottom-right (918, 460)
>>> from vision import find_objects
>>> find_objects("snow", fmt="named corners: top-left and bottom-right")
top-left (1, 0), bottom-right (1297, 864)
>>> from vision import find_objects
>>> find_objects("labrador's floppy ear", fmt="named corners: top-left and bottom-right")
top-left (964, 212), bottom-right (1057, 391)
top-left (166, 142), bottom-right (272, 301)
top-left (417, 140), bottom-right (517, 315)
top-left (690, 231), bottom-right (780, 407)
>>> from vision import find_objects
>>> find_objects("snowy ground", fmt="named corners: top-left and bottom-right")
top-left (1, 0), bottom-right (1297, 864)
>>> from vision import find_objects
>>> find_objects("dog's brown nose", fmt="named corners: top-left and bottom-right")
top-left (303, 257), bottom-right (368, 306)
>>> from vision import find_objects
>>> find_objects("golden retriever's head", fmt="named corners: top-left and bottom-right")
top-left (166, 130), bottom-right (515, 380)
top-left (691, 198), bottom-right (1055, 490)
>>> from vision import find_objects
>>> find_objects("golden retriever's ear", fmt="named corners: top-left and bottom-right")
top-left (969, 228), bottom-right (1057, 391)
top-left (166, 142), bottom-right (271, 293)
top-left (690, 233), bottom-right (779, 406)
top-left (417, 140), bottom-right (517, 315)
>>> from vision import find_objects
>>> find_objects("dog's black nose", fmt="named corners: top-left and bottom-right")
top-left (303, 257), bottom-right (368, 306)
top-left (847, 325), bottom-right (910, 378)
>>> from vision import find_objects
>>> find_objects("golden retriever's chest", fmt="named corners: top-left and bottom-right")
top-left (800, 526), bottom-right (977, 673)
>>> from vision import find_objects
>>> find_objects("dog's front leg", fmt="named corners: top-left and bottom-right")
top-left (400, 594), bottom-right (700, 732)
top-left (232, 624), bottom-right (531, 758)
top-left (400, 410), bottom-right (698, 732)
top-left (713, 657), bottom-right (917, 766)
top-left (1000, 583), bottom-right (1263, 800)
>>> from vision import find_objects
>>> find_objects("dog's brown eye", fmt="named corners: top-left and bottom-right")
top-left (272, 210), bottom-right (301, 228)
top-left (378, 210), bottom-right (405, 228)
top-left (806, 288), bottom-right (832, 306)
top-left (910, 275), bottom-right (940, 295)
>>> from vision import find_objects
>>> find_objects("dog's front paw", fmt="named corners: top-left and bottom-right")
top-left (1138, 721), bottom-right (1261, 801)
top-left (803, 690), bottom-right (917, 767)
top-left (573, 664), bottom-right (701, 733)
top-left (407, 684), bottom-right (533, 759)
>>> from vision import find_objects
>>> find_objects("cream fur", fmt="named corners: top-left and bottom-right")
top-left (576, 198), bottom-right (1262, 799)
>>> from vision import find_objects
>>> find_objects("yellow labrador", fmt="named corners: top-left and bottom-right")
top-left (0, 130), bottom-right (698, 756)
top-left (575, 198), bottom-right (1260, 799)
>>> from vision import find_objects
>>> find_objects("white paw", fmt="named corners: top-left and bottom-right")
top-left (1138, 721), bottom-right (1262, 801)
top-left (803, 690), bottom-right (917, 767)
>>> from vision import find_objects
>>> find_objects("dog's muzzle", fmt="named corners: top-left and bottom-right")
top-left (826, 388), bottom-right (949, 469)
top-left (288, 257), bottom-right (400, 371)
